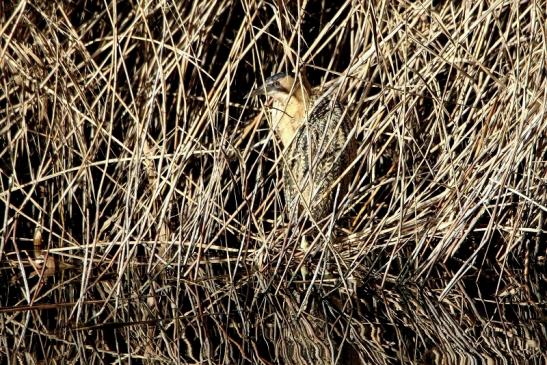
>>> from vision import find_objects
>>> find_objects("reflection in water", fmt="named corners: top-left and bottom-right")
top-left (1, 247), bottom-right (545, 364)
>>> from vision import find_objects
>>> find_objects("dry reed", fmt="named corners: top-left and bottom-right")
top-left (0, 0), bottom-right (545, 363)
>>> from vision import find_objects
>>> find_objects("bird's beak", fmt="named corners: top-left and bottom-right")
top-left (247, 72), bottom-right (288, 99)
top-left (247, 86), bottom-right (267, 99)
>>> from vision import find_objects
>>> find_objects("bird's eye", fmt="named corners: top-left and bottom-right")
top-left (273, 81), bottom-right (284, 91)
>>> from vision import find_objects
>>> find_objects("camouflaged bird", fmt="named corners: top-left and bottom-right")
top-left (251, 72), bottom-right (355, 222)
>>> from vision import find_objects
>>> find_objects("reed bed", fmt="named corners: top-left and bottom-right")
top-left (0, 0), bottom-right (545, 363)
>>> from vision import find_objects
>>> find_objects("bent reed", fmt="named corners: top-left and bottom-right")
top-left (0, 1), bottom-right (545, 363)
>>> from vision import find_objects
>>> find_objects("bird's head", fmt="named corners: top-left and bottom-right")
top-left (249, 72), bottom-right (311, 105)
top-left (249, 72), bottom-right (312, 146)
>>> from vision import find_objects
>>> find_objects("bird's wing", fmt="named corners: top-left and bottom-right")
top-left (283, 98), bottom-right (347, 218)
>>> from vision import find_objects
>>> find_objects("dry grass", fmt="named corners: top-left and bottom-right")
top-left (0, 0), bottom-right (545, 363)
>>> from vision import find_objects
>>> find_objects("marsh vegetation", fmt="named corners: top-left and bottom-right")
top-left (0, 0), bottom-right (545, 363)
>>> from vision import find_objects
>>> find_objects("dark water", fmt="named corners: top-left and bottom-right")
top-left (1, 252), bottom-right (545, 364)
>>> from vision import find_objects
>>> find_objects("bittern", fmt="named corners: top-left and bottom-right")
top-left (251, 72), bottom-right (355, 222)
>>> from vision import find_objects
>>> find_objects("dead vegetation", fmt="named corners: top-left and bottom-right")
top-left (0, 0), bottom-right (545, 363)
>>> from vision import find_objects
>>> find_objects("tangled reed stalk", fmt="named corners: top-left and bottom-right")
top-left (1, 0), bottom-right (545, 363)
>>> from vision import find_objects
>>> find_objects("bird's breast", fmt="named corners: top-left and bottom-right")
top-left (271, 99), bottom-right (308, 147)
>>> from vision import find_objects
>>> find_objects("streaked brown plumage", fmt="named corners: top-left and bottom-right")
top-left (251, 72), bottom-right (355, 221)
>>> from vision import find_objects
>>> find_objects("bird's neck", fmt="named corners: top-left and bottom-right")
top-left (272, 89), bottom-right (312, 147)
